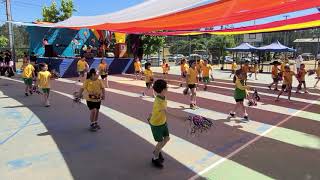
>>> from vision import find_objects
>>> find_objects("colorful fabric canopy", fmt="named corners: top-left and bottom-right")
top-left (145, 13), bottom-right (320, 36)
top-left (18, 0), bottom-right (320, 33)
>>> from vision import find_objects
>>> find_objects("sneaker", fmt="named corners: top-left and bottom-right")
top-left (152, 158), bottom-right (163, 168)
top-left (274, 88), bottom-right (279, 91)
top-left (29, 90), bottom-right (33, 95)
top-left (267, 86), bottom-right (271, 90)
top-left (95, 123), bottom-right (101, 130)
top-left (159, 152), bottom-right (164, 162)
top-left (180, 83), bottom-right (183, 87)
top-left (142, 92), bottom-right (145, 96)
top-left (242, 116), bottom-right (249, 122)
top-left (25, 92), bottom-right (29, 96)
top-left (89, 123), bottom-right (98, 132)
top-left (204, 86), bottom-right (208, 91)
top-left (228, 112), bottom-right (235, 118)
top-left (304, 91), bottom-right (309, 94)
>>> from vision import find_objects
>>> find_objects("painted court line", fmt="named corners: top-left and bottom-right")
top-left (109, 76), bottom-right (320, 122)
top-left (57, 78), bottom-right (320, 150)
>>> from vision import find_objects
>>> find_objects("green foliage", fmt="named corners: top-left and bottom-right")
top-left (142, 35), bottom-right (165, 56)
top-left (0, 24), bottom-right (29, 48)
top-left (0, 35), bottom-right (8, 48)
top-left (41, 0), bottom-right (75, 23)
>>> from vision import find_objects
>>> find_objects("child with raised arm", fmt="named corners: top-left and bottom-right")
top-left (276, 64), bottom-right (296, 101)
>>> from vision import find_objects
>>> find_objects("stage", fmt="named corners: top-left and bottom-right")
top-left (36, 57), bottom-right (134, 78)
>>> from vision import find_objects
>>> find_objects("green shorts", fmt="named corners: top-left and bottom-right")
top-left (150, 123), bottom-right (169, 142)
top-left (42, 88), bottom-right (50, 94)
top-left (23, 78), bottom-right (33, 86)
top-left (203, 76), bottom-right (210, 83)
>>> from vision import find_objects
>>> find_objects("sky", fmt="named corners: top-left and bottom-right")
top-left (0, 0), bottom-right (318, 28)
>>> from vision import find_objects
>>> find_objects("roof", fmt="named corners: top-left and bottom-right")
top-left (226, 43), bottom-right (257, 52)
top-left (294, 38), bottom-right (320, 43)
top-left (257, 41), bottom-right (296, 52)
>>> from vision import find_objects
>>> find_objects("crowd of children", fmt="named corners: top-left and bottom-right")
top-left (16, 55), bottom-right (320, 169)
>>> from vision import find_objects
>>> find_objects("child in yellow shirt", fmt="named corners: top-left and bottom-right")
top-left (21, 59), bottom-right (35, 96)
top-left (77, 68), bottom-right (105, 132)
top-left (143, 62), bottom-right (154, 96)
top-left (268, 63), bottom-right (280, 91)
top-left (229, 69), bottom-right (250, 121)
top-left (36, 63), bottom-right (52, 107)
top-left (77, 56), bottom-right (89, 82)
top-left (296, 64), bottom-right (308, 94)
top-left (98, 59), bottom-right (109, 88)
top-left (201, 60), bottom-right (212, 91)
top-left (276, 64), bottom-right (296, 101)
top-left (180, 59), bottom-right (189, 87)
top-left (314, 61), bottom-right (320, 88)
top-left (149, 79), bottom-right (170, 168)
top-left (134, 57), bottom-right (142, 80)
top-left (162, 59), bottom-right (170, 80)
top-left (186, 61), bottom-right (198, 109)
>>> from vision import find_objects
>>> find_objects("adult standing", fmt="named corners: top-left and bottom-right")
top-left (295, 55), bottom-right (303, 72)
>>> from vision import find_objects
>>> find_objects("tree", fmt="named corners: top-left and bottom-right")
top-left (207, 35), bottom-right (235, 61)
top-left (141, 35), bottom-right (165, 57)
top-left (41, 0), bottom-right (76, 23)
top-left (0, 35), bottom-right (8, 48)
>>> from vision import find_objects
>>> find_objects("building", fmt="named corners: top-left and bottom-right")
top-left (293, 38), bottom-right (320, 55)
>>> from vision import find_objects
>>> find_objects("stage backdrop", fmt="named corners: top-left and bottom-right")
top-left (37, 57), bottom-right (134, 78)
top-left (27, 27), bottom-right (99, 57)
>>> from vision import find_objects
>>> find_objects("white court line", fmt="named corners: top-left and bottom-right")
top-left (56, 78), bottom-right (320, 150)
top-left (109, 76), bottom-right (320, 122)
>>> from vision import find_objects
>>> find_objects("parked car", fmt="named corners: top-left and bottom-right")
top-left (317, 54), bottom-right (320, 60)
top-left (223, 56), bottom-right (233, 63)
top-left (301, 53), bottom-right (315, 61)
top-left (188, 54), bottom-right (202, 61)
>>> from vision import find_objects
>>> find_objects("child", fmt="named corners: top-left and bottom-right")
top-left (162, 59), bottom-right (170, 80)
top-left (149, 79), bottom-right (170, 168)
top-left (249, 62), bottom-right (259, 80)
top-left (296, 64), bottom-right (308, 94)
top-left (98, 59), bottom-right (109, 88)
top-left (77, 56), bottom-right (89, 82)
top-left (36, 63), bottom-right (52, 107)
top-left (268, 62), bottom-right (280, 91)
top-left (201, 60), bottom-right (212, 91)
top-left (314, 61), bottom-right (320, 88)
top-left (230, 60), bottom-right (238, 78)
top-left (276, 64), bottom-right (296, 101)
top-left (241, 61), bottom-right (250, 82)
top-left (196, 59), bottom-right (204, 82)
top-left (143, 62), bottom-right (154, 96)
top-left (21, 58), bottom-right (35, 96)
top-left (229, 69), bottom-right (250, 121)
top-left (180, 59), bottom-right (189, 87)
top-left (134, 57), bottom-right (142, 80)
top-left (186, 61), bottom-right (198, 109)
top-left (77, 69), bottom-right (105, 132)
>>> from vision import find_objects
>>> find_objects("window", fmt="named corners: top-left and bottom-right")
top-left (249, 34), bottom-right (256, 39)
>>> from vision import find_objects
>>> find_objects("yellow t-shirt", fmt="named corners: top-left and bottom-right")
top-left (196, 60), bottom-right (204, 73)
top-left (134, 61), bottom-right (141, 71)
top-left (187, 67), bottom-right (197, 85)
top-left (280, 61), bottom-right (288, 72)
top-left (298, 69), bottom-right (307, 81)
top-left (231, 62), bottom-right (238, 70)
top-left (283, 71), bottom-right (295, 85)
top-left (22, 64), bottom-right (35, 79)
top-left (316, 67), bottom-right (320, 77)
top-left (202, 64), bottom-right (212, 77)
top-left (271, 66), bottom-right (279, 78)
top-left (162, 63), bottom-right (170, 73)
top-left (180, 63), bottom-right (189, 73)
top-left (98, 63), bottom-right (108, 75)
top-left (83, 79), bottom-right (105, 102)
top-left (77, 60), bottom-right (88, 72)
top-left (144, 69), bottom-right (153, 83)
top-left (37, 71), bottom-right (51, 88)
top-left (149, 96), bottom-right (167, 126)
